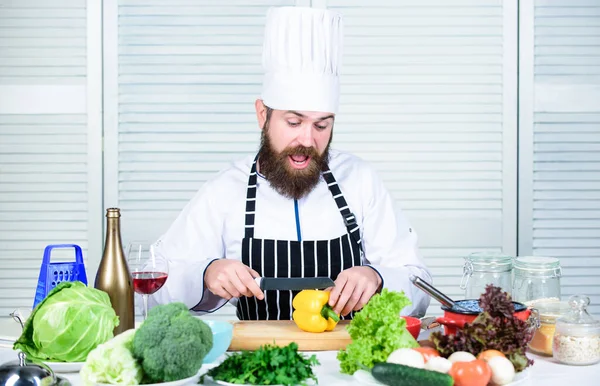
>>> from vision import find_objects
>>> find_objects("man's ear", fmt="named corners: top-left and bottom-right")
top-left (255, 99), bottom-right (267, 130)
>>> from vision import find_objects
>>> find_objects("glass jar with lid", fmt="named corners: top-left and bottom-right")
top-left (460, 252), bottom-right (513, 299)
top-left (512, 256), bottom-right (561, 305)
top-left (528, 299), bottom-right (570, 356)
top-left (553, 295), bottom-right (600, 366)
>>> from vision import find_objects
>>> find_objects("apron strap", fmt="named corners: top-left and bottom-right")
top-left (321, 166), bottom-right (364, 257)
top-left (244, 155), bottom-right (259, 238)
top-left (244, 155), bottom-right (363, 256)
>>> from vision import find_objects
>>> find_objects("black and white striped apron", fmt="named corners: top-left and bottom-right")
top-left (237, 155), bottom-right (363, 320)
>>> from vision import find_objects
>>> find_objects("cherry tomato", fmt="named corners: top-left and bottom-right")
top-left (477, 349), bottom-right (506, 362)
top-left (412, 347), bottom-right (441, 362)
top-left (448, 359), bottom-right (492, 386)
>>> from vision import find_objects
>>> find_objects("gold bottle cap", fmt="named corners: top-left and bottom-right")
top-left (106, 208), bottom-right (121, 218)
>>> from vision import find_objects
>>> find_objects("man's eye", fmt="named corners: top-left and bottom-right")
top-left (287, 121), bottom-right (300, 127)
top-left (315, 124), bottom-right (328, 130)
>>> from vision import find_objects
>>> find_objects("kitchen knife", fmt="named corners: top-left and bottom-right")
top-left (254, 277), bottom-right (335, 291)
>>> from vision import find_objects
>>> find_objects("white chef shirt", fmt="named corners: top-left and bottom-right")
top-left (149, 149), bottom-right (432, 317)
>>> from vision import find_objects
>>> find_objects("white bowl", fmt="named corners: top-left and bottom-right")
top-left (43, 361), bottom-right (85, 373)
top-left (95, 371), bottom-right (201, 386)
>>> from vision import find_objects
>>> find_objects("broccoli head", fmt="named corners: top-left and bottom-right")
top-left (132, 302), bottom-right (213, 383)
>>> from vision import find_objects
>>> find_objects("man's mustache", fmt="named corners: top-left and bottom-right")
top-left (280, 146), bottom-right (319, 158)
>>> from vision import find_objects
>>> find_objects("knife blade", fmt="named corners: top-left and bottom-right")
top-left (254, 277), bottom-right (334, 291)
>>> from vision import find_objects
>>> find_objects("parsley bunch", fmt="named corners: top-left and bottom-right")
top-left (201, 342), bottom-right (319, 385)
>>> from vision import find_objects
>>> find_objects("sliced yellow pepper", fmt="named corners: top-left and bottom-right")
top-left (292, 289), bottom-right (340, 333)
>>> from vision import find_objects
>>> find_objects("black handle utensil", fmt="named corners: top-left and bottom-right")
top-left (409, 274), bottom-right (471, 313)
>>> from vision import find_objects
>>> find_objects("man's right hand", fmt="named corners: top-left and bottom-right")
top-left (204, 259), bottom-right (265, 300)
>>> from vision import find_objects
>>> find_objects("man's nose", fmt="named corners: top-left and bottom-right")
top-left (296, 124), bottom-right (314, 147)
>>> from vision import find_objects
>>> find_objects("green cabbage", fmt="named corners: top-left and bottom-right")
top-left (14, 281), bottom-right (119, 362)
top-left (80, 329), bottom-right (143, 386)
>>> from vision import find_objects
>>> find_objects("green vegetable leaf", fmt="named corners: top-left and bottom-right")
top-left (201, 342), bottom-right (319, 386)
top-left (80, 329), bottom-right (143, 386)
top-left (14, 281), bottom-right (119, 362)
top-left (337, 288), bottom-right (418, 375)
top-left (430, 284), bottom-right (535, 372)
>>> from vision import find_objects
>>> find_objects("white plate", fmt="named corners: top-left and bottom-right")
top-left (211, 379), bottom-right (316, 386)
top-left (43, 361), bottom-right (85, 373)
top-left (353, 370), bottom-right (384, 385)
top-left (352, 365), bottom-right (531, 386)
top-left (215, 383), bottom-right (275, 386)
top-left (96, 371), bottom-right (201, 386)
top-left (506, 366), bottom-right (531, 386)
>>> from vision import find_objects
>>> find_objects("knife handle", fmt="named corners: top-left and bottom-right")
top-left (254, 277), bottom-right (263, 290)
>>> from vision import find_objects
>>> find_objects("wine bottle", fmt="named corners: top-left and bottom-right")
top-left (95, 208), bottom-right (134, 335)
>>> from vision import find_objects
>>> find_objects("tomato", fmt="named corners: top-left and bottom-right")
top-left (448, 359), bottom-right (492, 386)
top-left (477, 349), bottom-right (506, 362)
top-left (412, 347), bottom-right (441, 362)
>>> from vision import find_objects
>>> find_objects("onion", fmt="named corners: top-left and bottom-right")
top-left (448, 351), bottom-right (477, 363)
top-left (386, 348), bottom-right (425, 368)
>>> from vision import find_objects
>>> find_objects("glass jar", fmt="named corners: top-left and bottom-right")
top-left (512, 256), bottom-right (561, 305)
top-left (553, 295), bottom-right (600, 366)
top-left (460, 252), bottom-right (513, 299)
top-left (528, 300), bottom-right (570, 356)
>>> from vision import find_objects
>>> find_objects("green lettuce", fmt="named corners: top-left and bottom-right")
top-left (337, 289), bottom-right (419, 375)
top-left (80, 329), bottom-right (143, 386)
top-left (14, 281), bottom-right (119, 362)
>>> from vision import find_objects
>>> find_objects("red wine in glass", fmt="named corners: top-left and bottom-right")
top-left (132, 271), bottom-right (168, 295)
top-left (127, 242), bottom-right (169, 320)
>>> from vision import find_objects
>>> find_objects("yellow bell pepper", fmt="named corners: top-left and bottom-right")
top-left (292, 289), bottom-right (340, 333)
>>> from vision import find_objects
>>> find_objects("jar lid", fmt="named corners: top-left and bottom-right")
top-left (514, 256), bottom-right (561, 271)
top-left (466, 251), bottom-right (513, 268)
top-left (535, 300), bottom-right (571, 323)
top-left (556, 295), bottom-right (600, 334)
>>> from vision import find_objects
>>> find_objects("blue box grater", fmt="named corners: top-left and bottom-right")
top-left (33, 244), bottom-right (88, 309)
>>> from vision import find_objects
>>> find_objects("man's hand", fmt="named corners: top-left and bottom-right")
top-left (204, 259), bottom-right (264, 301)
top-left (328, 266), bottom-right (382, 316)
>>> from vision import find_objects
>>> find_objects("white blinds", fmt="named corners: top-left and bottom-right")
top-left (326, 0), bottom-right (517, 306)
top-left (104, 0), bottom-right (518, 316)
top-left (4, 0), bottom-right (597, 318)
top-left (105, 0), bottom-right (298, 316)
top-left (106, 0), bottom-right (296, 248)
top-left (521, 0), bottom-right (600, 316)
top-left (0, 0), bottom-right (93, 315)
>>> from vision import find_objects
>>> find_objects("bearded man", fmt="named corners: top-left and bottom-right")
top-left (150, 6), bottom-right (432, 319)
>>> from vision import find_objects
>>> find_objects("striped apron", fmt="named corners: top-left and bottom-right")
top-left (236, 155), bottom-right (363, 320)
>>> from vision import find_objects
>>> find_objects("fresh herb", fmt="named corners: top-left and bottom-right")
top-left (336, 289), bottom-right (418, 375)
top-left (200, 342), bottom-right (319, 385)
top-left (430, 285), bottom-right (535, 372)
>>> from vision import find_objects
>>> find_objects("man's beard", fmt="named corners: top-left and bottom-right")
top-left (258, 130), bottom-right (331, 200)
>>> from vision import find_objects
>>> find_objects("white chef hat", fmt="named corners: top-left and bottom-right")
top-left (260, 6), bottom-right (344, 114)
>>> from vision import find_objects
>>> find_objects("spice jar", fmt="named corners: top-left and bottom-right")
top-left (512, 256), bottom-right (561, 305)
top-left (553, 295), bottom-right (600, 366)
top-left (528, 300), bottom-right (570, 356)
top-left (460, 252), bottom-right (513, 299)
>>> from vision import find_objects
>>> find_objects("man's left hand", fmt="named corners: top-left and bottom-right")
top-left (328, 266), bottom-right (382, 316)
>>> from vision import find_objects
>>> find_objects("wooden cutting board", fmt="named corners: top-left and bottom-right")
top-left (227, 320), bottom-right (352, 351)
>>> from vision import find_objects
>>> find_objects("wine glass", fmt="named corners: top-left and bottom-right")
top-left (127, 242), bottom-right (169, 320)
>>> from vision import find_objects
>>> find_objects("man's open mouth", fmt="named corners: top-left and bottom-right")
top-left (288, 154), bottom-right (311, 169)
